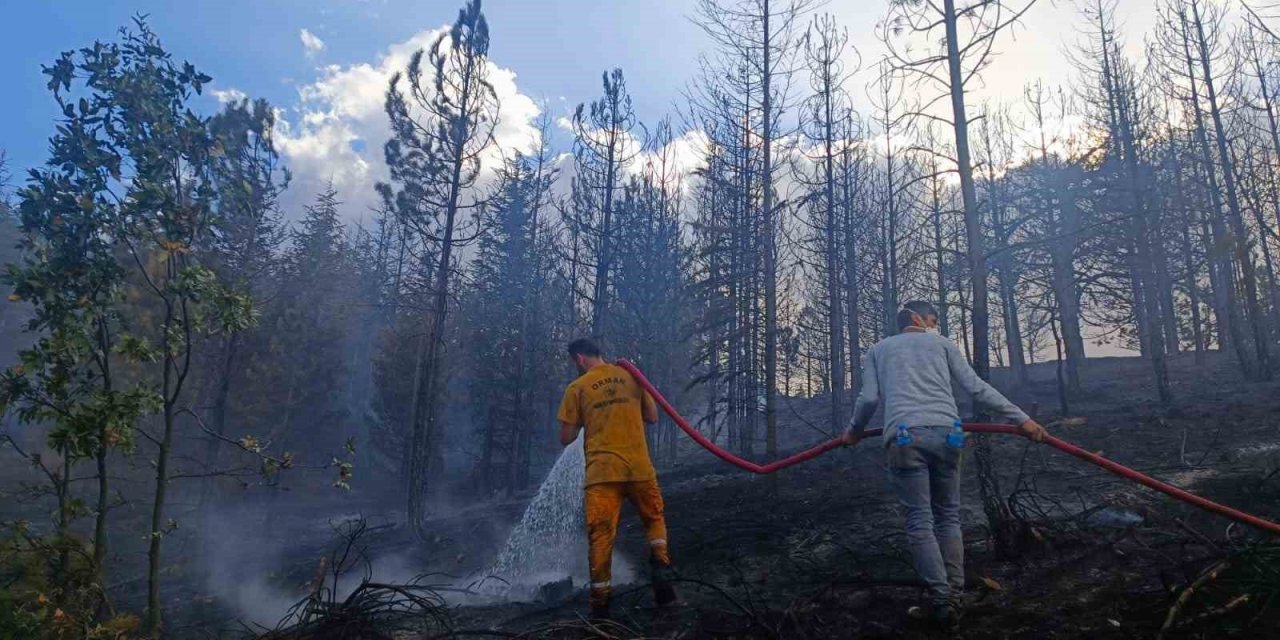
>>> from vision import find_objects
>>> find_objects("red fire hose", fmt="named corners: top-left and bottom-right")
top-left (616, 359), bottom-right (1280, 536)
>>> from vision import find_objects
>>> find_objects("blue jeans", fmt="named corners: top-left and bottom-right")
top-left (887, 425), bottom-right (963, 607)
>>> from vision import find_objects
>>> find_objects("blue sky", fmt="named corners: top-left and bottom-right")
top-left (0, 0), bottom-right (706, 175)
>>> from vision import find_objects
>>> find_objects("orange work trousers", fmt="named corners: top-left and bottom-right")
top-left (584, 479), bottom-right (671, 608)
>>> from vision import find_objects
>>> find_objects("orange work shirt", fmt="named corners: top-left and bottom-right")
top-left (558, 363), bottom-right (658, 486)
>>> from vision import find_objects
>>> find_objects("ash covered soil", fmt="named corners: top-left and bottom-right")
top-left (250, 352), bottom-right (1280, 639)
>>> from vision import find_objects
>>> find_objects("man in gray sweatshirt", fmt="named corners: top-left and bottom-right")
top-left (844, 301), bottom-right (1047, 630)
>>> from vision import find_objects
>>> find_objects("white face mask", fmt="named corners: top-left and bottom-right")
top-left (922, 314), bottom-right (940, 333)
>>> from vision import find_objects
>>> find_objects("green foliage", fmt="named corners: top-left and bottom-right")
top-left (174, 264), bottom-right (259, 335)
top-left (0, 11), bottom-right (247, 492)
top-left (0, 523), bottom-right (140, 640)
top-left (333, 457), bottom-right (354, 491)
top-left (0, 13), bottom-right (165, 494)
top-left (2, 16), bottom-right (284, 635)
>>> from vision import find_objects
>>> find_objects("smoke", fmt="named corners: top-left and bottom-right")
top-left (197, 504), bottom-right (428, 628)
top-left (198, 503), bottom-right (302, 628)
top-left (196, 437), bottom-right (647, 628)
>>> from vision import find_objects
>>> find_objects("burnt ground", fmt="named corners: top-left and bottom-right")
top-left (149, 352), bottom-right (1280, 638)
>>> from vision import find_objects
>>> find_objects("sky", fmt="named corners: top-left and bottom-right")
top-left (0, 0), bottom-right (1169, 213)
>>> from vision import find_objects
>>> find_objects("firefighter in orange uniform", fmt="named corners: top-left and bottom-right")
top-left (558, 338), bottom-right (677, 619)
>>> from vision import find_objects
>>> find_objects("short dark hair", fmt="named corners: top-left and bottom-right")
top-left (567, 338), bottom-right (603, 358)
top-left (897, 301), bottom-right (939, 330)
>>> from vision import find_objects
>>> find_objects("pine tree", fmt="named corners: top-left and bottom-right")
top-left (463, 140), bottom-right (568, 494)
top-left (611, 120), bottom-right (694, 463)
top-left (796, 14), bottom-right (854, 428)
top-left (565, 68), bottom-right (645, 340)
top-left (379, 0), bottom-right (500, 533)
top-left (255, 185), bottom-right (352, 468)
top-left (692, 0), bottom-right (818, 456)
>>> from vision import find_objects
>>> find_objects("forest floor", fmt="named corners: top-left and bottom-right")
top-left (11, 350), bottom-right (1277, 639)
top-left (228, 350), bottom-right (1280, 640)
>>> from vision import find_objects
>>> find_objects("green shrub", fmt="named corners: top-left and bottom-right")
top-left (0, 522), bottom-right (139, 640)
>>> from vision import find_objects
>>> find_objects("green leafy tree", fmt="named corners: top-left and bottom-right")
top-left (0, 35), bottom-right (163, 619)
top-left (26, 19), bottom-right (255, 635)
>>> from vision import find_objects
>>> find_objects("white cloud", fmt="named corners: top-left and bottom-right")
top-left (211, 87), bottom-right (248, 104)
top-left (648, 129), bottom-right (707, 184)
top-left (300, 29), bottom-right (326, 55)
top-left (546, 123), bottom-right (710, 221)
top-left (274, 27), bottom-right (542, 221)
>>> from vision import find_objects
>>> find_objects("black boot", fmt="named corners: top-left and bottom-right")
top-left (907, 601), bottom-right (961, 634)
top-left (933, 601), bottom-right (961, 634)
top-left (650, 557), bottom-right (678, 606)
